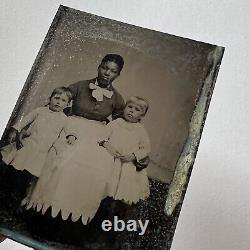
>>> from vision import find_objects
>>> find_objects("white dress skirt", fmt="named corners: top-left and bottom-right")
top-left (24, 116), bottom-right (115, 224)
top-left (0, 107), bottom-right (68, 177)
top-left (104, 118), bottom-right (151, 204)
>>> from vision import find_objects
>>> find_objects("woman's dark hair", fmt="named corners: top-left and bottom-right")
top-left (49, 87), bottom-right (73, 103)
top-left (101, 54), bottom-right (124, 72)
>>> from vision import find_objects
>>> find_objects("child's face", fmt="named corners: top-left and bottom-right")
top-left (97, 61), bottom-right (120, 87)
top-left (49, 93), bottom-right (69, 112)
top-left (123, 102), bottom-right (145, 123)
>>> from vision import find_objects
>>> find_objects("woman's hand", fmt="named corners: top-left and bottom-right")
top-left (16, 133), bottom-right (24, 150)
top-left (66, 135), bottom-right (77, 145)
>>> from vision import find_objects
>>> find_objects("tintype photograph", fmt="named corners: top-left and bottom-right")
top-left (0, 5), bottom-right (224, 250)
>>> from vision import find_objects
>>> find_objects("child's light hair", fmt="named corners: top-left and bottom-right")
top-left (126, 96), bottom-right (149, 115)
top-left (49, 87), bottom-right (73, 103)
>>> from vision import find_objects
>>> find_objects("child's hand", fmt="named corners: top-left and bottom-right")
top-left (16, 134), bottom-right (24, 150)
top-left (7, 128), bottom-right (18, 144)
top-left (119, 153), bottom-right (136, 163)
top-left (16, 129), bottom-right (31, 150)
top-left (66, 135), bottom-right (77, 145)
top-left (134, 156), bottom-right (150, 171)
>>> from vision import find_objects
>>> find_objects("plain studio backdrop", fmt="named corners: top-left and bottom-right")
top-left (0, 1), bottom-right (249, 250)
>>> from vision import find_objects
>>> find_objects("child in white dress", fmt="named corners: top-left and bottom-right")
top-left (100, 96), bottom-right (151, 204)
top-left (0, 87), bottom-right (76, 178)
top-left (24, 96), bottom-right (150, 225)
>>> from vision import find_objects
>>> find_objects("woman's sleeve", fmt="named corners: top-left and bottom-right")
top-left (112, 92), bottom-right (125, 119)
top-left (67, 81), bottom-right (79, 99)
top-left (133, 127), bottom-right (151, 162)
top-left (64, 82), bottom-right (80, 116)
top-left (12, 108), bottom-right (40, 132)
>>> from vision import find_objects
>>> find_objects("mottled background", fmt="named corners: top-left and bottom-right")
top-left (9, 7), bottom-right (214, 183)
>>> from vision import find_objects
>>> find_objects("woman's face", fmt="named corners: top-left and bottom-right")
top-left (97, 61), bottom-right (120, 87)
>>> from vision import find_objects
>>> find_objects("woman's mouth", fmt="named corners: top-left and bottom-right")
top-left (102, 77), bottom-right (109, 81)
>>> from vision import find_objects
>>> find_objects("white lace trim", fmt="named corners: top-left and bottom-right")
top-left (23, 200), bottom-right (96, 225)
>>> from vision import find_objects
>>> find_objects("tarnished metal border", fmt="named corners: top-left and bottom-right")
top-left (0, 228), bottom-right (54, 250)
top-left (165, 46), bottom-right (225, 215)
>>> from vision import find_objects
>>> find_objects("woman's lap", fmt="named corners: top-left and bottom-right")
top-left (26, 117), bottom-right (114, 223)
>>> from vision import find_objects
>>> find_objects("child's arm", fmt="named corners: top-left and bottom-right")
top-left (128, 127), bottom-right (151, 171)
top-left (118, 127), bottom-right (151, 167)
top-left (7, 127), bottom-right (30, 149)
top-left (133, 128), bottom-right (151, 163)
top-left (10, 108), bottom-right (39, 148)
top-left (98, 120), bottom-right (121, 157)
top-left (99, 141), bottom-right (121, 158)
top-left (16, 128), bottom-right (31, 150)
top-left (12, 109), bottom-right (39, 133)
top-left (119, 153), bottom-right (136, 163)
top-left (62, 117), bottom-right (78, 145)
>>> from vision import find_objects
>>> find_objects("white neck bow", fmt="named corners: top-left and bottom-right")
top-left (89, 82), bottom-right (114, 101)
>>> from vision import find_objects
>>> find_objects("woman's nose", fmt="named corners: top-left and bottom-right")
top-left (104, 70), bottom-right (111, 76)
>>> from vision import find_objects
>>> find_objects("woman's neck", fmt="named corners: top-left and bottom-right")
top-left (96, 78), bottom-right (112, 89)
